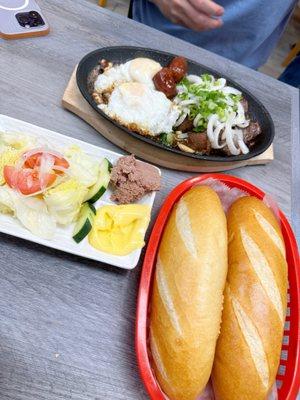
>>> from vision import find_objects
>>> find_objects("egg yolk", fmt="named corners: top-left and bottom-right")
top-left (88, 204), bottom-right (151, 256)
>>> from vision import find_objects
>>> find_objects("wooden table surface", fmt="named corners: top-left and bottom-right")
top-left (0, 1), bottom-right (299, 399)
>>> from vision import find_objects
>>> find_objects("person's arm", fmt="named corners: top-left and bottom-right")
top-left (150, 0), bottom-right (224, 31)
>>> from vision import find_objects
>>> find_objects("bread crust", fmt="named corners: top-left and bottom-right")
top-left (150, 186), bottom-right (228, 400)
top-left (212, 196), bottom-right (288, 400)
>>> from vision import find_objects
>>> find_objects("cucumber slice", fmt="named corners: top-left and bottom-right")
top-left (84, 158), bottom-right (112, 204)
top-left (89, 203), bottom-right (97, 215)
top-left (73, 202), bottom-right (95, 243)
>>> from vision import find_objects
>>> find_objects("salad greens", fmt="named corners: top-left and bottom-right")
top-left (0, 185), bottom-right (15, 214)
top-left (0, 131), bottom-right (36, 151)
top-left (13, 195), bottom-right (56, 240)
top-left (64, 145), bottom-right (100, 187)
top-left (44, 178), bottom-right (88, 226)
top-left (0, 133), bottom-right (112, 240)
top-left (0, 185), bottom-right (56, 239)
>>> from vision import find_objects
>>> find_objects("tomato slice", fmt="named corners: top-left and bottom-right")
top-left (3, 166), bottom-right (19, 189)
top-left (24, 154), bottom-right (40, 169)
top-left (54, 156), bottom-right (69, 169)
top-left (24, 152), bottom-right (69, 170)
top-left (4, 166), bottom-right (56, 195)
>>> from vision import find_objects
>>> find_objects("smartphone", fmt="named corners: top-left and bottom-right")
top-left (0, 0), bottom-right (49, 39)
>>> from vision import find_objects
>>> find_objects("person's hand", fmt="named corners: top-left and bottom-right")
top-left (151, 0), bottom-right (224, 31)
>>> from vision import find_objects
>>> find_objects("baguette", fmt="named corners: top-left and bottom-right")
top-left (149, 186), bottom-right (228, 400)
top-left (212, 196), bottom-right (288, 400)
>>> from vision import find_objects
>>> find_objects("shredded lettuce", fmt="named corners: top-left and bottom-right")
top-left (0, 138), bottom-right (105, 239)
top-left (0, 185), bottom-right (15, 214)
top-left (0, 185), bottom-right (56, 239)
top-left (44, 178), bottom-right (88, 225)
top-left (14, 195), bottom-right (56, 239)
top-left (64, 145), bottom-right (100, 187)
top-left (0, 131), bottom-right (36, 151)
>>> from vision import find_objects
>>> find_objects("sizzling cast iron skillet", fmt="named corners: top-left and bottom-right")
top-left (76, 46), bottom-right (275, 162)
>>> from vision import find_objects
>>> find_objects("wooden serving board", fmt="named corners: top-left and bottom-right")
top-left (62, 68), bottom-right (274, 172)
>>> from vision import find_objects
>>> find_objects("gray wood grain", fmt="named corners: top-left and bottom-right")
top-left (291, 90), bottom-right (300, 243)
top-left (0, 1), bottom-right (298, 399)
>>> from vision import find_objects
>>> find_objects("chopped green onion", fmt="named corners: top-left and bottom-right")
top-left (175, 73), bottom-right (244, 133)
top-left (160, 132), bottom-right (174, 147)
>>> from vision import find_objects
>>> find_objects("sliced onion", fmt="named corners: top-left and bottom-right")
top-left (176, 85), bottom-right (186, 94)
top-left (193, 113), bottom-right (202, 127)
top-left (212, 123), bottom-right (226, 149)
top-left (51, 165), bottom-right (69, 173)
top-left (174, 112), bottom-right (188, 127)
top-left (225, 96), bottom-right (234, 106)
top-left (26, 174), bottom-right (34, 190)
top-left (39, 152), bottom-right (55, 191)
top-left (207, 114), bottom-right (218, 145)
top-left (238, 139), bottom-right (250, 154)
top-left (213, 78), bottom-right (226, 90)
top-left (179, 99), bottom-right (198, 106)
top-left (22, 147), bottom-right (65, 161)
top-left (224, 113), bottom-right (240, 155)
top-left (222, 86), bottom-right (242, 96)
top-left (188, 94), bottom-right (198, 101)
top-left (234, 102), bottom-right (246, 125)
top-left (187, 75), bottom-right (203, 84)
top-left (14, 157), bottom-right (25, 172)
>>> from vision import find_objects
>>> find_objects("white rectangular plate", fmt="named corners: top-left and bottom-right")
top-left (0, 114), bottom-right (160, 269)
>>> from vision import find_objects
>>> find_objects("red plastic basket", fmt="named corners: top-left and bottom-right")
top-left (136, 174), bottom-right (300, 400)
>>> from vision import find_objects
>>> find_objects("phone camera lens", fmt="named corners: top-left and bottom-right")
top-left (29, 11), bottom-right (39, 19)
top-left (17, 14), bottom-right (29, 27)
top-left (16, 11), bottom-right (45, 28)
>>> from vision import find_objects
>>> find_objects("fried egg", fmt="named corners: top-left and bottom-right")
top-left (99, 82), bottom-right (180, 137)
top-left (94, 58), bottom-right (162, 93)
